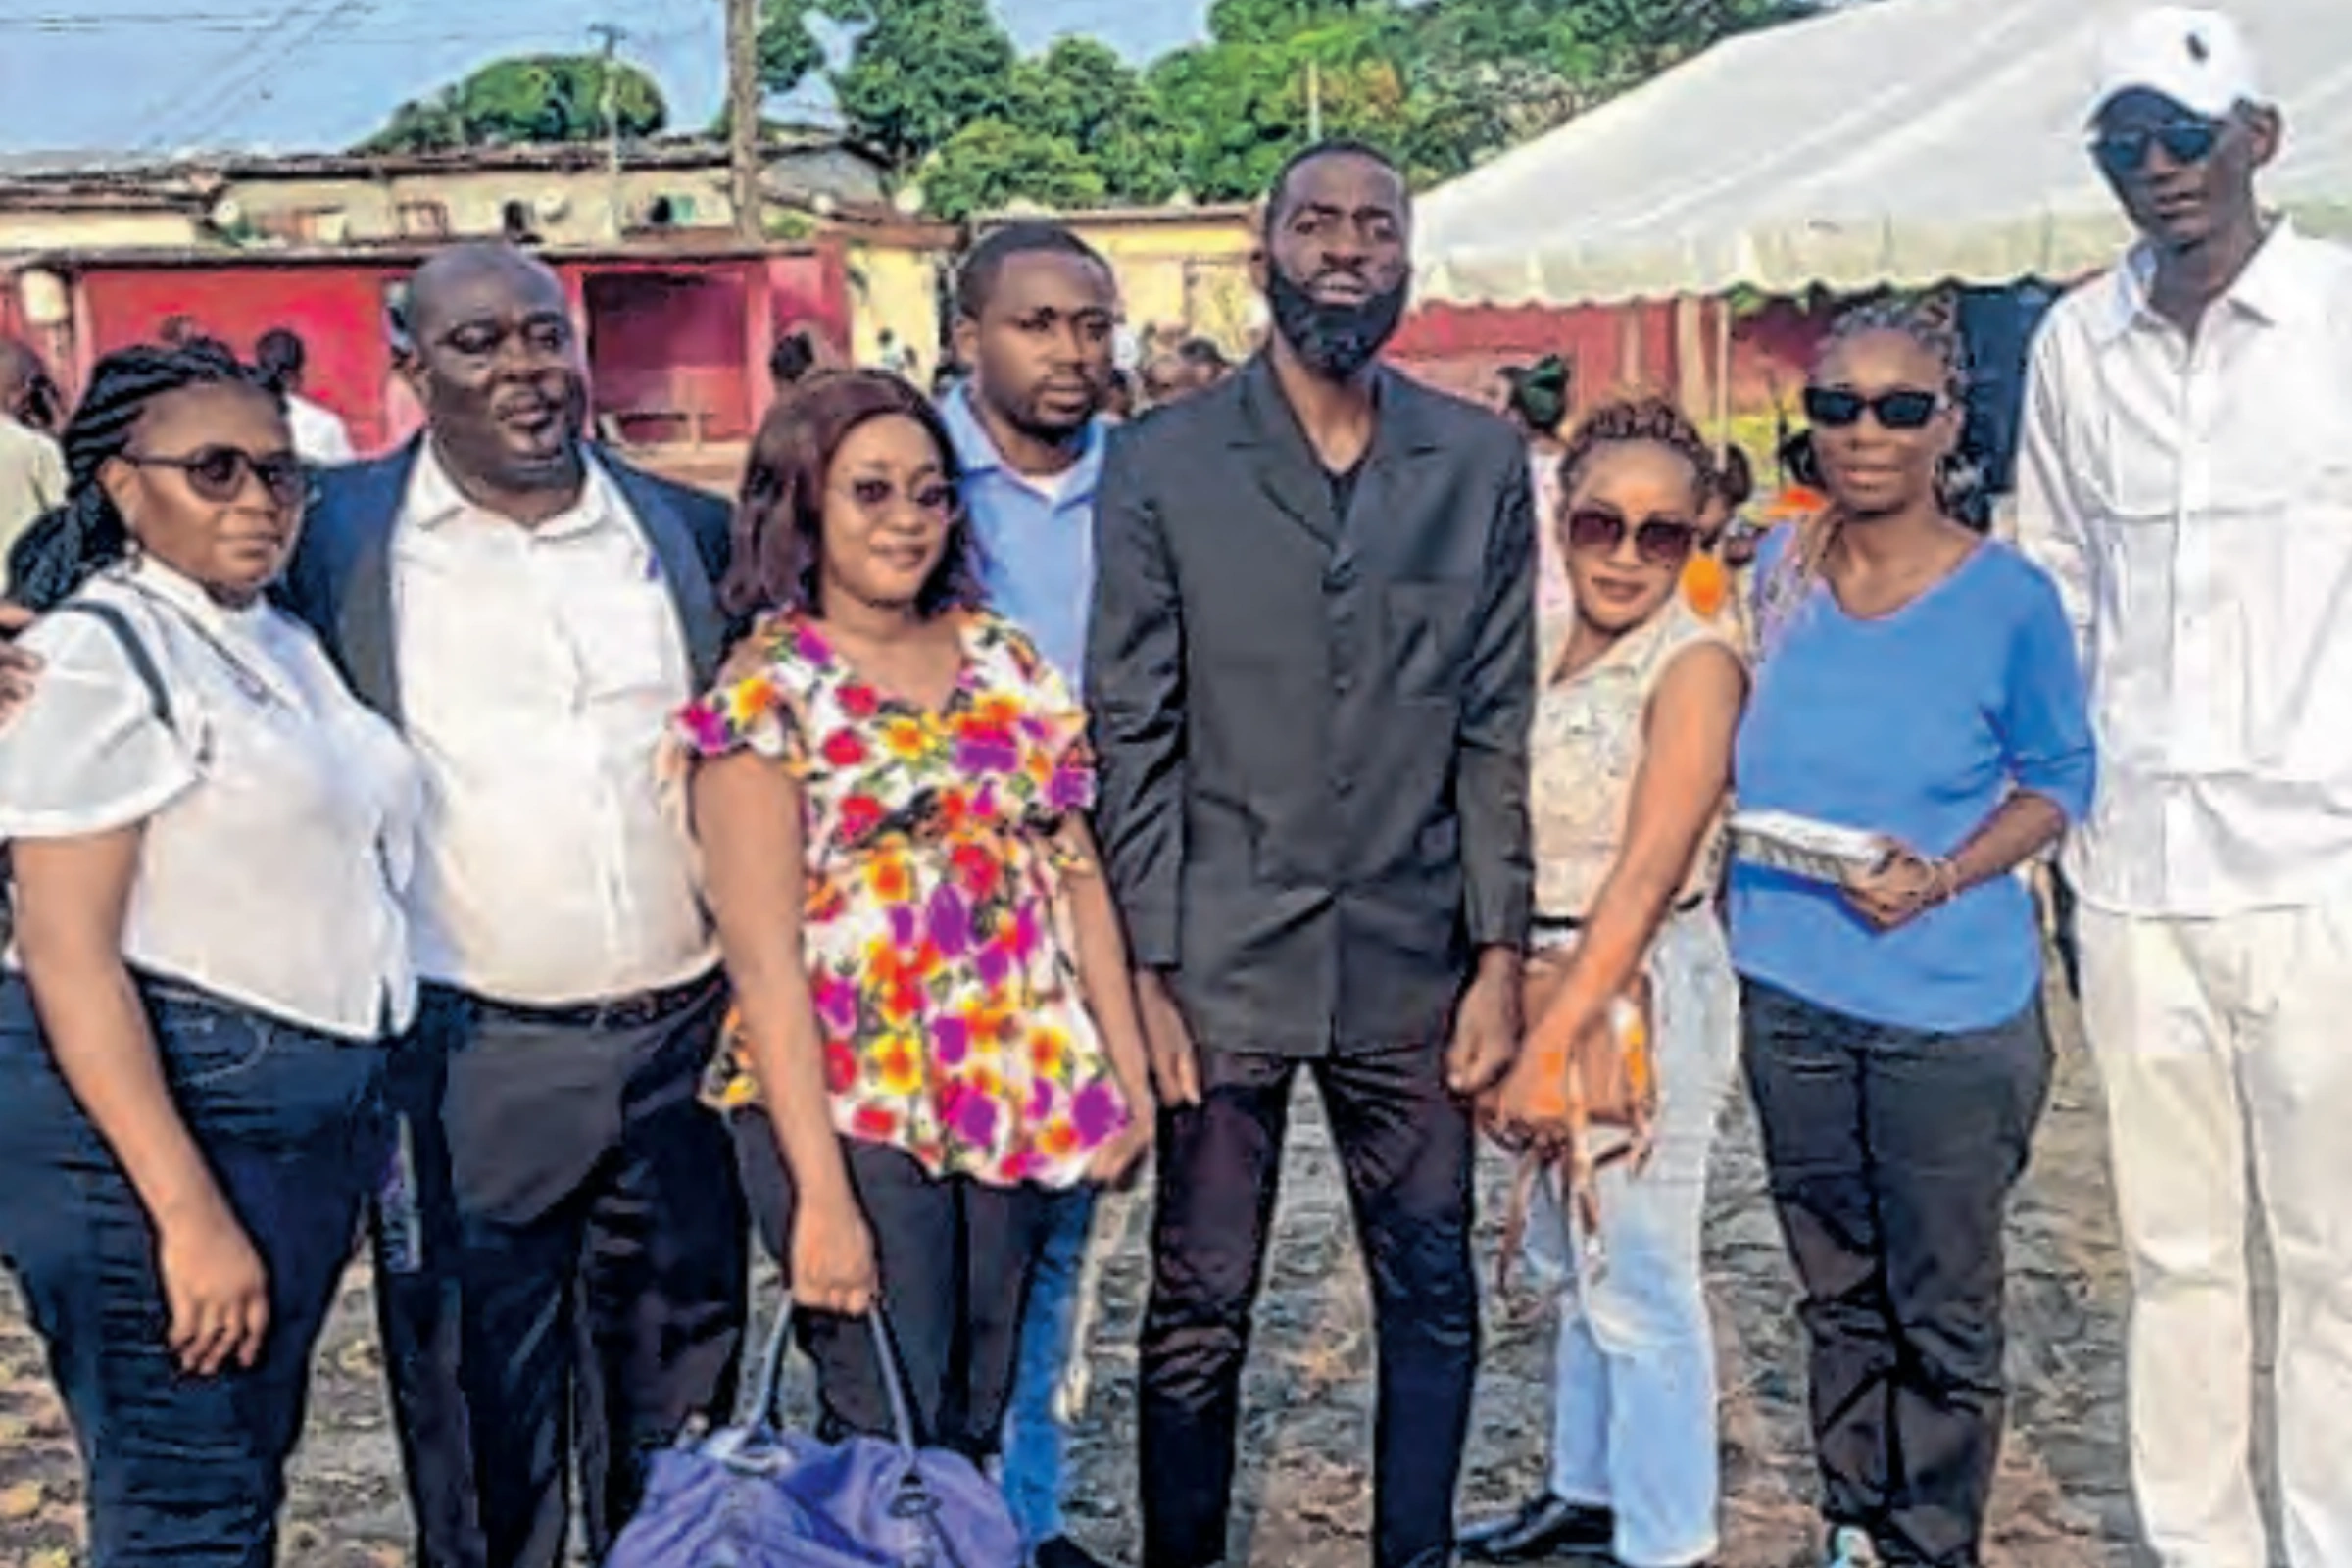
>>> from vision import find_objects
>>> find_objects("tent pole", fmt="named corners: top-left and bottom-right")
top-left (1715, 296), bottom-right (1734, 449)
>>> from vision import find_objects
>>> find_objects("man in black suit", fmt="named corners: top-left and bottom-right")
top-left (281, 243), bottom-right (747, 1568)
top-left (1087, 142), bottom-right (1535, 1568)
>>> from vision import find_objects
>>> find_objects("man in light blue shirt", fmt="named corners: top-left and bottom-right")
top-left (943, 220), bottom-right (1131, 1568)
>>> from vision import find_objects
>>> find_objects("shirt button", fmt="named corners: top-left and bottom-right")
top-left (1333, 672), bottom-right (1354, 695)
top-left (1332, 774), bottom-right (1356, 797)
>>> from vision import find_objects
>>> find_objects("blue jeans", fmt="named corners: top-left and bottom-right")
top-left (1525, 909), bottom-right (1740, 1568)
top-left (1001, 1183), bottom-right (1098, 1550)
top-left (0, 974), bottom-right (388, 1568)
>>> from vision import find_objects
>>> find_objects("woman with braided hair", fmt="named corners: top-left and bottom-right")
top-left (1732, 301), bottom-right (2094, 1568)
top-left (0, 342), bottom-right (420, 1565)
top-left (1461, 394), bottom-right (1747, 1568)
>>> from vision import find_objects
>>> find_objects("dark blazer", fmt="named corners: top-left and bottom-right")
top-left (1087, 355), bottom-right (1535, 1058)
top-left (280, 441), bottom-right (738, 721)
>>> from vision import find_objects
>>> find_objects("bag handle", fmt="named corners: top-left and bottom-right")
top-left (743, 1292), bottom-right (922, 1454)
top-left (47, 601), bottom-right (174, 730)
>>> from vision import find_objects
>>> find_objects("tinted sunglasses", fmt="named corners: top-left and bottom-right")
top-left (839, 475), bottom-right (959, 516)
top-left (1802, 387), bottom-right (1944, 432)
top-left (1563, 508), bottom-right (1699, 567)
top-left (122, 446), bottom-right (308, 508)
top-left (2091, 117), bottom-right (2223, 178)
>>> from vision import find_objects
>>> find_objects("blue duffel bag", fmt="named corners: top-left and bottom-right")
top-left (608, 1295), bottom-right (1024, 1568)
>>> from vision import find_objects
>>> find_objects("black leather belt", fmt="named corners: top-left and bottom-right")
top-left (465, 970), bottom-right (721, 1033)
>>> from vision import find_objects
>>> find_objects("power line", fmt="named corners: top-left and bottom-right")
top-left (125, 0), bottom-right (331, 145)
top-left (153, 0), bottom-right (385, 150)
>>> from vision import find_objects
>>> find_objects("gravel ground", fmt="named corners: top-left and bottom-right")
top-left (0, 982), bottom-right (2222, 1567)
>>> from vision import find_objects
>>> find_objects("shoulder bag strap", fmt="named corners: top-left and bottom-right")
top-left (48, 600), bottom-right (174, 731)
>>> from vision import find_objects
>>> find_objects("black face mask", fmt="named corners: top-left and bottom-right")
top-left (1266, 263), bottom-right (1408, 381)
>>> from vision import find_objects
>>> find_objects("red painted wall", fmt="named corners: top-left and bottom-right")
top-left (75, 264), bottom-right (405, 449)
top-left (1392, 296), bottom-right (1838, 426)
top-left (585, 267), bottom-right (755, 443)
top-left (28, 243), bottom-right (853, 456)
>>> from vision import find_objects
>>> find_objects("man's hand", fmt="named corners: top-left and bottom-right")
top-left (1446, 948), bottom-right (1523, 1098)
top-left (1135, 968), bottom-right (1200, 1109)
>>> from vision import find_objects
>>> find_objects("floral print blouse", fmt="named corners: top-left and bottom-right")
top-left (672, 609), bottom-right (1130, 1190)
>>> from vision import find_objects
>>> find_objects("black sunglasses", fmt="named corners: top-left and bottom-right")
top-left (1563, 507), bottom-right (1699, 568)
top-left (1802, 387), bottom-right (1945, 432)
top-left (2091, 117), bottom-right (2223, 178)
top-left (123, 446), bottom-right (309, 509)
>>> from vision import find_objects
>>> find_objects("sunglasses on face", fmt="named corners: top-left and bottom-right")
top-left (123, 446), bottom-right (308, 509)
top-left (1802, 387), bottom-right (1945, 432)
top-left (2091, 117), bottom-right (2223, 179)
top-left (1563, 508), bottom-right (1699, 567)
top-left (838, 475), bottom-right (958, 517)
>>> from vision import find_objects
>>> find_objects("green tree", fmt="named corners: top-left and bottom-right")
top-left (756, 0), bottom-right (827, 99)
top-left (1007, 37), bottom-right (1184, 204)
top-left (1148, 1), bottom-right (1421, 202)
top-left (359, 55), bottom-right (666, 151)
top-left (821, 0), bottom-right (1020, 175)
top-left (919, 119), bottom-right (1108, 220)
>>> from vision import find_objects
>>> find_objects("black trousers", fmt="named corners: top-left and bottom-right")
top-left (734, 1110), bottom-right (1051, 1459)
top-left (375, 980), bottom-right (750, 1568)
top-left (1139, 1042), bottom-right (1477, 1568)
top-left (1740, 979), bottom-right (2051, 1568)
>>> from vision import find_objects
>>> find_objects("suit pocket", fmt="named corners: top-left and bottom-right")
top-left (1385, 580), bottom-right (1476, 700)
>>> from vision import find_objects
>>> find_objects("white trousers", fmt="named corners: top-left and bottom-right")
top-left (2079, 900), bottom-right (2352, 1568)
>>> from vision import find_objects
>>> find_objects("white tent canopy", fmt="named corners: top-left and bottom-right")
top-left (1415, 0), bottom-right (2352, 307)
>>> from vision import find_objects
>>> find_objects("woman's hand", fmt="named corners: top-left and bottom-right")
top-left (157, 1200), bottom-right (270, 1377)
top-left (1085, 1113), bottom-right (1154, 1190)
top-left (1841, 841), bottom-right (1953, 931)
top-left (791, 1190), bottom-right (879, 1317)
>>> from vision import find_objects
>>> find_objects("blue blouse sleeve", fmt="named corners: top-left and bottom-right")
top-left (1997, 557), bottom-right (2097, 822)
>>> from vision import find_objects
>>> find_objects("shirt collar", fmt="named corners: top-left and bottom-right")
top-left (2096, 217), bottom-right (2315, 345)
top-left (121, 550), bottom-right (265, 638)
top-left (941, 382), bottom-right (1104, 504)
top-left (403, 436), bottom-right (620, 541)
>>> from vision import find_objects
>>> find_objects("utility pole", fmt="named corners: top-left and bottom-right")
top-left (726, 0), bottom-right (762, 242)
top-left (1307, 59), bottom-right (1323, 141)
top-left (590, 23), bottom-right (626, 241)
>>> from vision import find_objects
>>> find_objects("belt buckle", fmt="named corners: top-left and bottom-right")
top-left (591, 992), bottom-right (645, 1031)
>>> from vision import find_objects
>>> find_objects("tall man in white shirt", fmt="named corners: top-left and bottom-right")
top-left (283, 244), bottom-right (747, 1568)
top-left (2014, 11), bottom-right (2352, 1566)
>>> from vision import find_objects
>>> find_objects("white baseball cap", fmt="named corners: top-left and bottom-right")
top-left (2090, 7), bottom-right (2264, 122)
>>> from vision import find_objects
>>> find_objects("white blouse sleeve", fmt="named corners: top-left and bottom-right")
top-left (0, 612), bottom-right (199, 839)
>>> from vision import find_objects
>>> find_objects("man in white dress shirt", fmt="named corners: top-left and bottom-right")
top-left (282, 244), bottom-right (747, 1568)
top-left (255, 327), bottom-right (358, 467)
top-left (2014, 11), bottom-right (2352, 1566)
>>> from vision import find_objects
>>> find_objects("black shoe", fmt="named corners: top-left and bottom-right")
top-left (1034, 1537), bottom-right (1116, 1568)
top-left (1458, 1494), bottom-right (1616, 1563)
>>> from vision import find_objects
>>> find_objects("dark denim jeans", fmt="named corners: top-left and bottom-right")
top-left (0, 973), bottom-right (387, 1568)
top-left (1740, 979), bottom-right (2051, 1568)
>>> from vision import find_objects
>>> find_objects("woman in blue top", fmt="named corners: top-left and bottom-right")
top-left (1731, 301), bottom-right (2093, 1568)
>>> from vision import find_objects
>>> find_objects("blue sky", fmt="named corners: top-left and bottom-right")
top-left (0, 1), bottom-right (1213, 156)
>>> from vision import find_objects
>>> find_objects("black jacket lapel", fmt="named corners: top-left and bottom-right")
top-left (326, 447), bottom-right (416, 724)
top-left (610, 461), bottom-right (727, 687)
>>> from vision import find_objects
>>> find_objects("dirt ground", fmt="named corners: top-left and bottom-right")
top-left (0, 982), bottom-right (2202, 1568)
